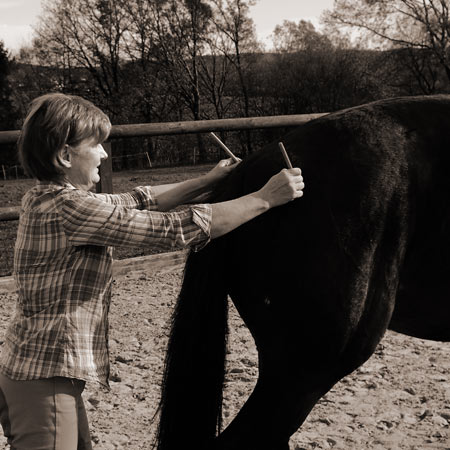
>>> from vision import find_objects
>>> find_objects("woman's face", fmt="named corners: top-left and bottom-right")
top-left (65, 138), bottom-right (108, 190)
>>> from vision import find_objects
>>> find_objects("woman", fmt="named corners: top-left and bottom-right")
top-left (0, 93), bottom-right (304, 449)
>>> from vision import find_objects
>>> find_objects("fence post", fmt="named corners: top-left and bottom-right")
top-left (96, 141), bottom-right (113, 194)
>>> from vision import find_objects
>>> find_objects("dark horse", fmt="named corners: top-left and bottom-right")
top-left (156, 95), bottom-right (450, 450)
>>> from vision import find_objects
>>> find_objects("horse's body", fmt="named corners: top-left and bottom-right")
top-left (156, 95), bottom-right (450, 450)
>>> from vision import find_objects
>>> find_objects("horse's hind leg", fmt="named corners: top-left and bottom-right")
top-left (213, 364), bottom-right (332, 450)
top-left (212, 291), bottom-right (373, 450)
top-left (213, 286), bottom-right (394, 450)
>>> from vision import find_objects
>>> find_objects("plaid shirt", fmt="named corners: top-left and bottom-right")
top-left (0, 181), bottom-right (211, 386)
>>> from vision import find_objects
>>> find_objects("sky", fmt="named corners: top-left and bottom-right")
top-left (0, 0), bottom-right (335, 54)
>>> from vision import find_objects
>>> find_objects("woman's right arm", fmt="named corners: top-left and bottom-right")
top-left (210, 168), bottom-right (304, 239)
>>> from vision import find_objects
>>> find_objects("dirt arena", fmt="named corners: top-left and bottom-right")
top-left (1, 265), bottom-right (449, 449)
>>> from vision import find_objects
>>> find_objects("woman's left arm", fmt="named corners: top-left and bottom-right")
top-left (153, 158), bottom-right (240, 211)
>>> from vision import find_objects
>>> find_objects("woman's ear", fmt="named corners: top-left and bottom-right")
top-left (55, 145), bottom-right (72, 170)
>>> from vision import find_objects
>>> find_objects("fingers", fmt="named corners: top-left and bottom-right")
top-left (228, 157), bottom-right (242, 165)
top-left (295, 180), bottom-right (305, 190)
top-left (286, 167), bottom-right (304, 199)
top-left (295, 185), bottom-right (304, 197)
top-left (282, 167), bottom-right (303, 183)
top-left (286, 167), bottom-right (302, 176)
top-left (219, 157), bottom-right (241, 167)
top-left (216, 158), bottom-right (228, 167)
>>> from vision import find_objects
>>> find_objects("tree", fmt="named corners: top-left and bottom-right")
top-left (210, 0), bottom-right (261, 154)
top-left (261, 19), bottom-right (388, 115)
top-left (155, 0), bottom-right (213, 121)
top-left (0, 41), bottom-right (18, 130)
top-left (323, 0), bottom-right (450, 92)
top-left (197, 35), bottom-right (235, 120)
top-left (35, 0), bottom-right (132, 117)
top-left (271, 20), bottom-right (332, 53)
top-left (383, 47), bottom-right (442, 94)
top-left (261, 48), bottom-right (389, 116)
top-left (0, 40), bottom-right (20, 170)
top-left (120, 0), bottom-right (170, 124)
top-left (142, 0), bottom-right (215, 161)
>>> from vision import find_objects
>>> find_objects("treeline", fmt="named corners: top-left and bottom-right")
top-left (1, 0), bottom-right (449, 170)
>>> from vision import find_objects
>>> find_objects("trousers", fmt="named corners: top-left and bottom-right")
top-left (0, 373), bottom-right (92, 450)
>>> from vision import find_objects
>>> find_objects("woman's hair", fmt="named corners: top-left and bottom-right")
top-left (18, 93), bottom-right (112, 181)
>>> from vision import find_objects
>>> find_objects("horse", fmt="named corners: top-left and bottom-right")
top-left (156, 95), bottom-right (450, 450)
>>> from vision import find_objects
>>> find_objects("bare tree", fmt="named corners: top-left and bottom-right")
top-left (197, 35), bottom-right (235, 120)
top-left (385, 47), bottom-right (441, 94)
top-left (35, 0), bottom-right (131, 117)
top-left (145, 0), bottom-right (212, 121)
top-left (210, 0), bottom-right (261, 154)
top-left (143, 0), bottom-right (215, 161)
top-left (323, 0), bottom-right (450, 91)
top-left (0, 41), bottom-right (19, 128)
top-left (120, 0), bottom-right (173, 123)
top-left (271, 20), bottom-right (332, 53)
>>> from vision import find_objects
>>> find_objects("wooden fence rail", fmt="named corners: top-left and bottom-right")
top-left (0, 113), bottom-right (326, 145)
top-left (0, 206), bottom-right (21, 221)
top-left (0, 250), bottom-right (188, 293)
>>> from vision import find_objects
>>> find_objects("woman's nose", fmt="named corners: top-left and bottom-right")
top-left (99, 144), bottom-right (108, 160)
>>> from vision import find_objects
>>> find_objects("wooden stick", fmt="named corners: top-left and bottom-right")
top-left (210, 132), bottom-right (239, 162)
top-left (278, 142), bottom-right (293, 169)
top-left (145, 151), bottom-right (152, 168)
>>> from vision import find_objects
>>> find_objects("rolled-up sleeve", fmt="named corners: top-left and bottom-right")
top-left (189, 204), bottom-right (212, 251)
top-left (57, 190), bottom-right (211, 251)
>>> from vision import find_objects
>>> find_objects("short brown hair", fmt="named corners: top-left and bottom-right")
top-left (18, 93), bottom-right (111, 181)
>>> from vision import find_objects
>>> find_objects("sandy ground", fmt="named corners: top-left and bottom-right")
top-left (0, 267), bottom-right (449, 449)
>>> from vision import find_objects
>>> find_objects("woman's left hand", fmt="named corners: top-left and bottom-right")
top-left (205, 158), bottom-right (241, 185)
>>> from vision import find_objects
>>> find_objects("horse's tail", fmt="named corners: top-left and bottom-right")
top-left (156, 245), bottom-right (228, 450)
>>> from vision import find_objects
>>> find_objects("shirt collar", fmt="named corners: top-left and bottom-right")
top-left (36, 180), bottom-right (77, 190)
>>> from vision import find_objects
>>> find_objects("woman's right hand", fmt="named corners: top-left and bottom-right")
top-left (209, 167), bottom-right (304, 239)
top-left (258, 168), bottom-right (304, 208)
